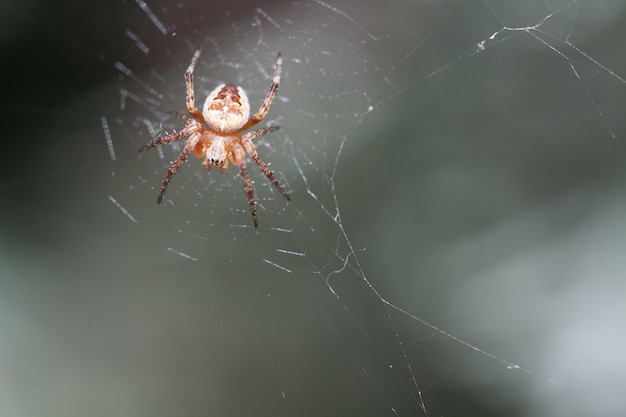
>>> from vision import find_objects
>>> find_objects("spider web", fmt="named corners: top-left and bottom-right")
top-left (1, 0), bottom-right (625, 416)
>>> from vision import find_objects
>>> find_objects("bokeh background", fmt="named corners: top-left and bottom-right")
top-left (1, 0), bottom-right (625, 416)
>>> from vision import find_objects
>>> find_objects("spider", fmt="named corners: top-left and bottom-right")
top-left (139, 49), bottom-right (290, 227)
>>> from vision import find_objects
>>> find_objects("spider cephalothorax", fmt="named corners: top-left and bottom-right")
top-left (139, 50), bottom-right (290, 227)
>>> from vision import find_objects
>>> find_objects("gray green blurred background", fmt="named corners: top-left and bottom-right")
top-left (1, 0), bottom-right (625, 416)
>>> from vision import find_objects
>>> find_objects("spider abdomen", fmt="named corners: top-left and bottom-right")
top-left (203, 83), bottom-right (250, 133)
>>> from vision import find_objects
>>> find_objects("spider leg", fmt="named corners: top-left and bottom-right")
top-left (241, 53), bottom-right (282, 131)
top-left (240, 128), bottom-right (290, 201)
top-left (238, 158), bottom-right (258, 227)
top-left (185, 49), bottom-right (208, 125)
top-left (157, 133), bottom-right (201, 204)
top-left (138, 124), bottom-right (201, 153)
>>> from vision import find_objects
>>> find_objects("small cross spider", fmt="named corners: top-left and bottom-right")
top-left (139, 49), bottom-right (290, 227)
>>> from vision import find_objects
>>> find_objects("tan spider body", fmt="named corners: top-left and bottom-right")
top-left (139, 49), bottom-right (290, 227)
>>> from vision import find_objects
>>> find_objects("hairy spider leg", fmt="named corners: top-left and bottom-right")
top-left (239, 160), bottom-right (258, 227)
top-left (137, 123), bottom-right (202, 153)
top-left (185, 49), bottom-right (208, 126)
top-left (240, 127), bottom-right (291, 202)
top-left (241, 53), bottom-right (282, 131)
top-left (156, 133), bottom-right (202, 203)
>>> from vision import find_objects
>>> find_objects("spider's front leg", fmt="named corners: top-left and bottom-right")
top-left (241, 52), bottom-right (282, 131)
top-left (185, 49), bottom-right (208, 126)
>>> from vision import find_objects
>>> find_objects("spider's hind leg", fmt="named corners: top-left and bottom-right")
top-left (156, 133), bottom-right (201, 204)
top-left (231, 143), bottom-right (258, 227)
top-left (239, 131), bottom-right (290, 202)
top-left (238, 160), bottom-right (259, 227)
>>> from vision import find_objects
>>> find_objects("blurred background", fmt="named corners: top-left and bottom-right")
top-left (1, 0), bottom-right (625, 416)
